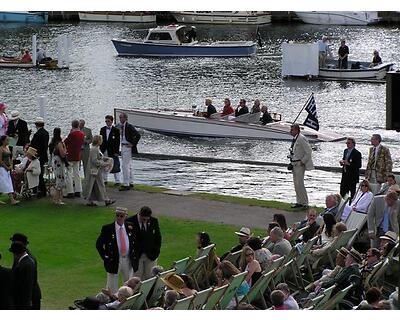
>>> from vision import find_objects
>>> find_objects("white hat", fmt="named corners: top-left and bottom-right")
top-left (379, 231), bottom-right (398, 244)
top-left (34, 117), bottom-right (45, 124)
top-left (9, 111), bottom-right (20, 121)
top-left (234, 227), bottom-right (252, 237)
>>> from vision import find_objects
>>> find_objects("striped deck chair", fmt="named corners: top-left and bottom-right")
top-left (191, 287), bottom-right (213, 310)
top-left (196, 244), bottom-right (215, 258)
top-left (116, 292), bottom-right (142, 310)
top-left (289, 226), bottom-right (309, 245)
top-left (313, 285), bottom-right (336, 310)
top-left (184, 255), bottom-right (209, 289)
top-left (264, 256), bottom-right (285, 274)
top-left (293, 236), bottom-right (319, 286)
top-left (335, 195), bottom-right (349, 221)
top-left (345, 211), bottom-right (367, 246)
top-left (364, 258), bottom-right (389, 289)
top-left (172, 256), bottom-right (192, 275)
top-left (223, 249), bottom-right (242, 268)
top-left (303, 294), bottom-right (324, 309)
top-left (202, 285), bottom-right (228, 310)
top-left (323, 283), bottom-right (354, 310)
top-left (171, 295), bottom-right (194, 310)
top-left (240, 269), bottom-right (275, 308)
top-left (130, 276), bottom-right (157, 310)
top-left (218, 271), bottom-right (248, 310)
top-left (146, 269), bottom-right (175, 308)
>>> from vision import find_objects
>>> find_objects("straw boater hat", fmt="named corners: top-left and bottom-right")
top-left (115, 207), bottom-right (128, 215)
top-left (336, 247), bottom-right (348, 258)
top-left (235, 227), bottom-right (252, 237)
top-left (9, 111), bottom-right (20, 121)
top-left (26, 147), bottom-right (37, 157)
top-left (379, 231), bottom-right (398, 244)
top-left (160, 272), bottom-right (184, 294)
top-left (34, 117), bottom-right (44, 124)
top-left (342, 247), bottom-right (363, 264)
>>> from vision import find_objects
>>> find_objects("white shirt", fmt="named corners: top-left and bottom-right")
top-left (115, 222), bottom-right (129, 257)
top-left (341, 190), bottom-right (374, 221)
top-left (18, 252), bottom-right (29, 263)
top-left (318, 40), bottom-right (329, 52)
top-left (106, 126), bottom-right (112, 141)
top-left (120, 122), bottom-right (128, 145)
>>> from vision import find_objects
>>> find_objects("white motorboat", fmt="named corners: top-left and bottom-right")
top-left (171, 11), bottom-right (271, 25)
top-left (294, 11), bottom-right (379, 25)
top-left (114, 108), bottom-right (345, 143)
top-left (78, 11), bottom-right (156, 23)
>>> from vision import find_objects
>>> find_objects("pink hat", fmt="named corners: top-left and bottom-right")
top-left (0, 103), bottom-right (7, 111)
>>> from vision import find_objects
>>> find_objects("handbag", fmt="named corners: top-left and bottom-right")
top-left (110, 155), bottom-right (121, 174)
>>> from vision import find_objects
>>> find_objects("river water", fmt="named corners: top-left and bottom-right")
top-left (1, 21), bottom-right (400, 206)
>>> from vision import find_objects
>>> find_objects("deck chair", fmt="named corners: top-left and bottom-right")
top-left (184, 255), bottom-right (209, 289)
top-left (248, 112), bottom-right (261, 123)
top-left (272, 259), bottom-right (297, 289)
top-left (172, 256), bottom-right (192, 275)
top-left (345, 211), bottom-right (368, 245)
top-left (335, 196), bottom-right (350, 221)
top-left (313, 285), bottom-right (336, 310)
top-left (196, 244), bottom-right (215, 258)
top-left (240, 269), bottom-right (275, 308)
top-left (222, 249), bottom-right (242, 268)
top-left (146, 270), bottom-right (175, 308)
top-left (323, 283), bottom-right (354, 310)
top-left (218, 271), bottom-right (248, 310)
top-left (261, 236), bottom-right (271, 249)
top-left (171, 295), bottom-right (194, 310)
top-left (202, 285), bottom-right (228, 310)
top-left (130, 276), bottom-right (157, 310)
top-left (365, 258), bottom-right (389, 289)
top-left (289, 226), bottom-right (309, 244)
top-left (294, 236), bottom-right (319, 286)
top-left (264, 256), bottom-right (285, 273)
top-left (369, 183), bottom-right (382, 195)
top-left (190, 287), bottom-right (213, 310)
top-left (116, 292), bottom-right (142, 310)
top-left (303, 294), bottom-right (324, 309)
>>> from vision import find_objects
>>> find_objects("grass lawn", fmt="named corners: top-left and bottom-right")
top-left (0, 199), bottom-right (265, 309)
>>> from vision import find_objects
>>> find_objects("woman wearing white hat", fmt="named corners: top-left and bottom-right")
top-left (0, 135), bottom-right (19, 205)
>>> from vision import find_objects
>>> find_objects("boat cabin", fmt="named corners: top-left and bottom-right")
top-left (144, 25), bottom-right (197, 45)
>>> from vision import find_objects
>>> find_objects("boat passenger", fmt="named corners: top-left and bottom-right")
top-left (250, 99), bottom-right (261, 114)
top-left (318, 36), bottom-right (329, 68)
top-left (221, 98), bottom-right (235, 117)
top-left (260, 105), bottom-right (273, 125)
top-left (337, 39), bottom-right (349, 69)
top-left (20, 50), bottom-right (32, 63)
top-left (235, 99), bottom-right (249, 117)
top-left (185, 27), bottom-right (197, 42)
top-left (369, 50), bottom-right (382, 68)
top-left (204, 98), bottom-right (217, 118)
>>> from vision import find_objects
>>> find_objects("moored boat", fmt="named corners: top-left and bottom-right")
top-left (0, 11), bottom-right (48, 23)
top-left (111, 24), bottom-right (257, 57)
top-left (78, 11), bottom-right (156, 23)
top-left (114, 108), bottom-right (345, 143)
top-left (171, 11), bottom-right (271, 25)
top-left (294, 11), bottom-right (379, 25)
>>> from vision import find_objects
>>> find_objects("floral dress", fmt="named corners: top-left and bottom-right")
top-left (52, 142), bottom-right (66, 190)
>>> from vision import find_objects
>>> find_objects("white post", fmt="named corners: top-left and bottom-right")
top-left (65, 34), bottom-right (71, 68)
top-left (32, 35), bottom-right (37, 66)
top-left (37, 96), bottom-right (47, 119)
top-left (57, 35), bottom-right (63, 68)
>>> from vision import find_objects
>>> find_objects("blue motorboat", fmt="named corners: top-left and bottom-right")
top-left (111, 24), bottom-right (257, 57)
top-left (0, 11), bottom-right (48, 23)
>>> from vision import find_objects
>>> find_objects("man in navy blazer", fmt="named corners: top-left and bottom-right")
top-left (0, 252), bottom-right (14, 309)
top-left (340, 137), bottom-right (362, 201)
top-left (100, 115), bottom-right (121, 185)
top-left (96, 207), bottom-right (137, 294)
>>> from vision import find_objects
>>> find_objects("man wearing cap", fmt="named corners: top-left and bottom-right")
top-left (6, 110), bottom-right (30, 158)
top-left (220, 227), bottom-right (252, 261)
top-left (0, 252), bottom-right (14, 309)
top-left (9, 241), bottom-right (36, 309)
top-left (78, 119), bottom-right (93, 179)
top-left (29, 117), bottom-right (49, 197)
top-left (367, 192), bottom-right (400, 248)
top-left (96, 207), bottom-right (136, 294)
top-left (9, 233), bottom-right (42, 309)
top-left (127, 206), bottom-right (161, 280)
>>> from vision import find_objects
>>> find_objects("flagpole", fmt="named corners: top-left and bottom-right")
top-left (292, 93), bottom-right (313, 124)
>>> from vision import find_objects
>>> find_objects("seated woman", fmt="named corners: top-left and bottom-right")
top-left (20, 50), bottom-right (32, 63)
top-left (196, 232), bottom-right (219, 286)
top-left (272, 213), bottom-right (290, 240)
top-left (246, 237), bottom-right (272, 271)
top-left (260, 105), bottom-right (273, 125)
top-left (14, 146), bottom-right (41, 194)
top-left (220, 98), bottom-right (235, 117)
top-left (341, 179), bottom-right (374, 221)
top-left (369, 50), bottom-right (382, 68)
top-left (310, 222), bottom-right (347, 258)
top-left (316, 213), bottom-right (336, 246)
top-left (239, 246), bottom-right (262, 287)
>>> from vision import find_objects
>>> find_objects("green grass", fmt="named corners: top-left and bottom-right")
top-left (0, 199), bottom-right (264, 309)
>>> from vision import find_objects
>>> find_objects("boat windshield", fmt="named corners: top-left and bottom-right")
top-left (148, 32), bottom-right (172, 41)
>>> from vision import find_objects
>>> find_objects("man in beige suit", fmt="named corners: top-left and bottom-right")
top-left (289, 124), bottom-right (314, 208)
top-left (367, 191), bottom-right (399, 248)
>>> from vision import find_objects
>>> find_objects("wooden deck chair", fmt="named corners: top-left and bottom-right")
top-left (366, 258), bottom-right (389, 289)
top-left (325, 229), bottom-right (358, 268)
top-left (184, 255), bottom-right (209, 289)
top-left (218, 271), bottom-right (248, 310)
top-left (369, 183), bottom-right (382, 195)
top-left (223, 249), bottom-right (242, 268)
top-left (289, 226), bottom-right (309, 244)
top-left (345, 211), bottom-right (367, 245)
top-left (116, 292), bottom-right (142, 310)
top-left (323, 283), bottom-right (354, 310)
top-left (363, 260), bottom-right (384, 290)
top-left (264, 256), bottom-right (284, 273)
top-left (261, 236), bottom-right (271, 249)
top-left (171, 295), bottom-right (194, 310)
top-left (130, 276), bottom-right (157, 310)
top-left (294, 236), bottom-right (319, 286)
top-left (303, 294), bottom-right (324, 309)
top-left (146, 270), bottom-right (173, 308)
top-left (240, 269), bottom-right (275, 308)
top-left (202, 285), bottom-right (228, 310)
top-left (335, 196), bottom-right (350, 221)
top-left (313, 285), bottom-right (336, 310)
top-left (190, 287), bottom-right (213, 310)
top-left (196, 244), bottom-right (215, 258)
top-left (172, 256), bottom-right (192, 275)
top-left (272, 259), bottom-right (297, 288)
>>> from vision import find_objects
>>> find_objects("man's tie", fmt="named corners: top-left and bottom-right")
top-left (119, 227), bottom-right (127, 257)
top-left (141, 222), bottom-right (146, 231)
top-left (371, 147), bottom-right (376, 169)
top-left (121, 124), bottom-right (125, 139)
top-left (382, 207), bottom-right (389, 233)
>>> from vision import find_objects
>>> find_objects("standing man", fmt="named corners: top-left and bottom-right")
top-left (116, 112), bottom-right (141, 191)
top-left (6, 110), bottom-right (30, 158)
top-left (96, 207), bottom-right (136, 294)
top-left (78, 119), bottom-right (93, 179)
top-left (338, 39), bottom-right (349, 69)
top-left (9, 241), bottom-right (35, 309)
top-left (365, 134), bottom-right (392, 184)
top-left (29, 117), bottom-right (49, 198)
top-left (127, 206), bottom-right (161, 280)
top-left (339, 137), bottom-right (362, 201)
top-left (367, 192), bottom-right (399, 248)
top-left (100, 115), bottom-right (121, 186)
top-left (289, 123), bottom-right (314, 208)
top-left (64, 119), bottom-right (84, 198)
top-left (9, 233), bottom-right (41, 309)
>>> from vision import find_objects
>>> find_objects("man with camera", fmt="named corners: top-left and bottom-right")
top-left (288, 124), bottom-right (314, 209)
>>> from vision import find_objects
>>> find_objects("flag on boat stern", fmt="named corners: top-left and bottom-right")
top-left (303, 94), bottom-right (319, 131)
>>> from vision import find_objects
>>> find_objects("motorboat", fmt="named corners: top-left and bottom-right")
top-left (78, 11), bottom-right (156, 23)
top-left (171, 11), bottom-right (271, 25)
top-left (294, 11), bottom-right (379, 25)
top-left (114, 108), bottom-right (345, 143)
top-left (111, 24), bottom-right (257, 57)
top-left (0, 11), bottom-right (48, 23)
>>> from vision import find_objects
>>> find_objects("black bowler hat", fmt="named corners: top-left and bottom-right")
top-left (9, 241), bottom-right (27, 254)
top-left (10, 233), bottom-right (29, 245)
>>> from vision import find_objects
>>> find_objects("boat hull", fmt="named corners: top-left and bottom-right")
top-left (319, 61), bottom-right (394, 80)
top-left (0, 11), bottom-right (48, 23)
top-left (78, 12), bottom-right (156, 23)
top-left (114, 109), bottom-right (345, 143)
top-left (112, 39), bottom-right (257, 57)
top-left (295, 11), bottom-right (379, 25)
top-left (172, 11), bottom-right (271, 25)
